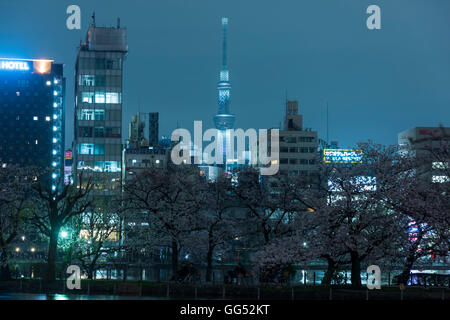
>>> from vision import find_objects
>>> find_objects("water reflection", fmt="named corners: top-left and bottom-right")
top-left (0, 293), bottom-right (165, 300)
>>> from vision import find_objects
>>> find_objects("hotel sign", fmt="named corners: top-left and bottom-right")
top-left (0, 59), bottom-right (52, 74)
top-left (0, 60), bottom-right (30, 71)
top-left (323, 149), bottom-right (363, 163)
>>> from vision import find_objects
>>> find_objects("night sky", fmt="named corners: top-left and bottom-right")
top-left (1, 0), bottom-right (449, 149)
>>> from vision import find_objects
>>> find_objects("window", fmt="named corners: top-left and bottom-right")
top-left (79, 75), bottom-right (95, 86)
top-left (289, 147), bottom-right (297, 153)
top-left (289, 159), bottom-right (297, 164)
top-left (280, 147), bottom-right (288, 153)
top-left (432, 162), bottom-right (448, 169)
top-left (95, 75), bottom-right (106, 86)
top-left (79, 127), bottom-right (93, 137)
top-left (94, 92), bottom-right (105, 103)
top-left (106, 92), bottom-right (120, 104)
top-left (79, 144), bottom-right (94, 155)
top-left (33, 116), bottom-right (38, 121)
top-left (81, 92), bottom-right (94, 103)
top-left (280, 158), bottom-right (288, 164)
top-left (286, 137), bottom-right (297, 143)
top-left (94, 110), bottom-right (105, 120)
top-left (94, 127), bottom-right (105, 137)
top-left (82, 109), bottom-right (105, 120)
top-left (94, 144), bottom-right (105, 155)
top-left (105, 127), bottom-right (121, 138)
top-left (432, 175), bottom-right (449, 183)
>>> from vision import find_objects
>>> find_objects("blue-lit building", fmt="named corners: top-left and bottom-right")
top-left (0, 58), bottom-right (65, 187)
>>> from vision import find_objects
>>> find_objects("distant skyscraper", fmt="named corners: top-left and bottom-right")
top-left (213, 17), bottom-right (235, 170)
top-left (149, 112), bottom-right (159, 147)
top-left (0, 58), bottom-right (65, 189)
top-left (73, 19), bottom-right (127, 191)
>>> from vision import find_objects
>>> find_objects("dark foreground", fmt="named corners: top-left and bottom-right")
top-left (0, 280), bottom-right (448, 300)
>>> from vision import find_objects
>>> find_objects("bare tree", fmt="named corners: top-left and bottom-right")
top-left (31, 172), bottom-right (93, 282)
top-left (69, 198), bottom-right (122, 279)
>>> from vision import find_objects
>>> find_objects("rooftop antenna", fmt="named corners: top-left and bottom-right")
top-left (117, 17), bottom-right (120, 28)
top-left (91, 12), bottom-right (96, 27)
top-left (221, 17), bottom-right (228, 69)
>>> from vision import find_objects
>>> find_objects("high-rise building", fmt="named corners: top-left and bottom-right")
top-left (277, 100), bottom-right (318, 177)
top-left (73, 19), bottom-right (127, 192)
top-left (0, 58), bottom-right (65, 187)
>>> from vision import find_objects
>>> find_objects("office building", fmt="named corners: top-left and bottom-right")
top-left (73, 19), bottom-right (128, 192)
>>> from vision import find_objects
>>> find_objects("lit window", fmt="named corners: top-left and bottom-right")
top-left (33, 116), bottom-right (38, 121)
top-left (432, 162), bottom-right (448, 169)
top-left (45, 116), bottom-right (51, 121)
top-left (79, 144), bottom-right (94, 155)
top-left (432, 175), bottom-right (449, 183)
top-left (35, 140), bottom-right (38, 145)
top-left (79, 75), bottom-right (95, 86)
top-left (81, 92), bottom-right (94, 103)
top-left (94, 92), bottom-right (105, 103)
top-left (106, 92), bottom-right (120, 104)
top-left (46, 80), bottom-right (52, 86)
top-left (155, 159), bottom-right (160, 164)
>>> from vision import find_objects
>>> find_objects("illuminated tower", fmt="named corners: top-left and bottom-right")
top-left (213, 18), bottom-right (235, 170)
top-left (214, 17), bottom-right (235, 131)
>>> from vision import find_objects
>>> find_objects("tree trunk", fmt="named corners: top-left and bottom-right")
top-left (0, 247), bottom-right (11, 281)
top-left (206, 246), bottom-right (213, 282)
top-left (171, 240), bottom-right (178, 279)
top-left (322, 257), bottom-right (337, 286)
top-left (350, 251), bottom-right (362, 288)
top-left (46, 228), bottom-right (60, 282)
top-left (398, 250), bottom-right (417, 285)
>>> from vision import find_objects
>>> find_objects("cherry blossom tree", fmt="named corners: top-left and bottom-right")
top-left (0, 165), bottom-right (35, 280)
top-left (122, 165), bottom-right (208, 277)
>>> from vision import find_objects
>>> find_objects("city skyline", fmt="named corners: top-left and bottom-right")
top-left (0, 0), bottom-right (449, 150)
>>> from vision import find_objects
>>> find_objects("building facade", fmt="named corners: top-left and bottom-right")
top-left (0, 58), bottom-right (65, 187)
top-left (277, 100), bottom-right (318, 177)
top-left (73, 22), bottom-right (128, 193)
top-left (398, 126), bottom-right (449, 183)
top-left (123, 113), bottom-right (169, 181)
